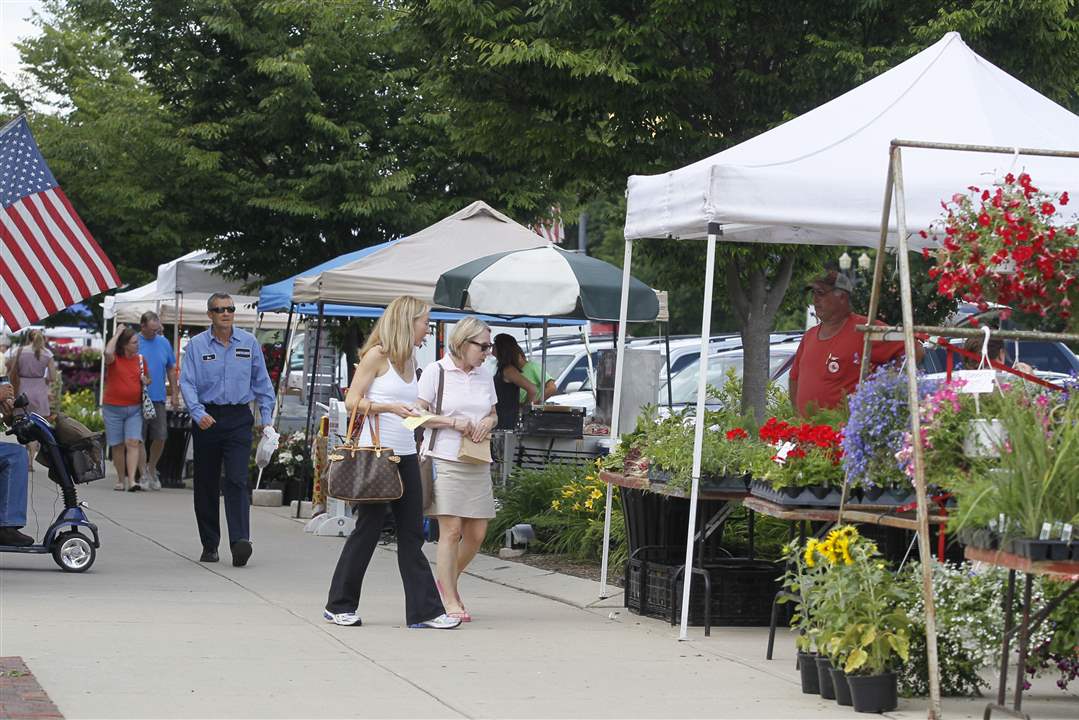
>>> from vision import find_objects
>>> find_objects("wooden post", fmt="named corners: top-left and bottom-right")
top-left (859, 153), bottom-right (895, 382)
top-left (891, 145), bottom-right (942, 719)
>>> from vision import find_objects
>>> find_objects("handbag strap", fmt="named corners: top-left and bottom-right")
top-left (344, 399), bottom-right (383, 449)
top-left (426, 364), bottom-right (445, 453)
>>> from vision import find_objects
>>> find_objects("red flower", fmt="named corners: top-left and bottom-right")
top-left (977, 213), bottom-right (991, 227)
top-left (725, 428), bottom-right (748, 441)
top-left (1061, 192), bottom-right (1070, 206)
top-left (1041, 202), bottom-right (1056, 216)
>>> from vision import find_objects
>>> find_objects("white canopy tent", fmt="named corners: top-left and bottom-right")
top-left (292, 201), bottom-right (549, 306)
top-left (602, 31), bottom-right (1079, 718)
top-left (104, 281), bottom-right (289, 330)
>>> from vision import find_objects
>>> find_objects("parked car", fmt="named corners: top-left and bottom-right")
top-left (658, 340), bottom-right (801, 413)
top-left (921, 339), bottom-right (1079, 376)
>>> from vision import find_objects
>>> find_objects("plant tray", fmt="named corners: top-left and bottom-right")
top-left (649, 467), bottom-right (749, 493)
top-left (749, 480), bottom-right (844, 507)
top-left (848, 488), bottom-right (916, 508)
top-left (624, 551), bottom-right (780, 627)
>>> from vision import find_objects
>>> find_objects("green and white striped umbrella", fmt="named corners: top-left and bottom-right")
top-left (434, 245), bottom-right (660, 321)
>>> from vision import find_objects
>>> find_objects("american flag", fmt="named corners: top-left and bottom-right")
top-left (0, 116), bottom-right (120, 331)
top-left (532, 207), bottom-right (564, 245)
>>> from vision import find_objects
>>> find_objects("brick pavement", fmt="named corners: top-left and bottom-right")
top-left (0, 657), bottom-right (63, 720)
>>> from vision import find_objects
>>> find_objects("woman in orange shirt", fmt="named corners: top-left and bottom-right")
top-left (103, 327), bottom-right (151, 491)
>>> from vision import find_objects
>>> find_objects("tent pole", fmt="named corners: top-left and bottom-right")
top-left (582, 326), bottom-right (596, 406)
top-left (540, 319), bottom-right (548, 408)
top-left (304, 303), bottom-right (325, 445)
top-left (892, 145), bottom-right (942, 719)
top-left (98, 315), bottom-right (112, 404)
top-left (174, 291), bottom-right (182, 371)
top-left (271, 303), bottom-right (297, 430)
top-left (859, 152), bottom-right (895, 382)
top-left (664, 322), bottom-right (673, 409)
top-left (678, 225), bottom-right (718, 641)
top-left (274, 303), bottom-right (296, 397)
top-left (598, 238), bottom-right (633, 599)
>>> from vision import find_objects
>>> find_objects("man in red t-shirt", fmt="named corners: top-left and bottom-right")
top-left (789, 270), bottom-right (922, 416)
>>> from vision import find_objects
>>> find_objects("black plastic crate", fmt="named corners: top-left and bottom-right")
top-left (625, 551), bottom-right (780, 627)
top-left (519, 406), bottom-right (584, 438)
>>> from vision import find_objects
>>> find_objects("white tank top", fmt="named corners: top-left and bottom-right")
top-left (355, 362), bottom-right (417, 456)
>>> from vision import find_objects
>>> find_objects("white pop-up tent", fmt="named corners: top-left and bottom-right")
top-left (601, 32), bottom-right (1079, 717)
top-left (292, 201), bottom-right (548, 306)
top-left (104, 281), bottom-right (289, 329)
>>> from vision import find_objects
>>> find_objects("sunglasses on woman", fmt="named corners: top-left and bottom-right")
top-left (468, 340), bottom-right (494, 352)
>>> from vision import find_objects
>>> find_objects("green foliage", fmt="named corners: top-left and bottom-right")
top-left (60, 389), bottom-right (104, 432)
top-left (896, 561), bottom-right (1050, 697)
top-left (484, 462), bottom-right (626, 568)
top-left (950, 389), bottom-right (1079, 538)
top-left (848, 250), bottom-right (959, 327)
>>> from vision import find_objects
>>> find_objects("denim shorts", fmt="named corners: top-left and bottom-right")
top-left (102, 404), bottom-right (143, 447)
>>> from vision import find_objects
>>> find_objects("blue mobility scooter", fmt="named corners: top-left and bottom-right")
top-left (1, 392), bottom-right (104, 572)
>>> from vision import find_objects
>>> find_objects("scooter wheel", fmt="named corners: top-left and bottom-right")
top-left (51, 531), bottom-right (96, 573)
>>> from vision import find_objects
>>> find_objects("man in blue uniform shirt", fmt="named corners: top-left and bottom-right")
top-left (180, 293), bottom-right (275, 566)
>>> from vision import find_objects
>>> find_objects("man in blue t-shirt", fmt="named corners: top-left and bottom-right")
top-left (137, 311), bottom-right (177, 490)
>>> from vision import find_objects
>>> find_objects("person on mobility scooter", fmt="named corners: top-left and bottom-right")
top-left (0, 377), bottom-right (104, 572)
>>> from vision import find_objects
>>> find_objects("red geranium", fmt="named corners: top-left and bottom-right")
top-left (929, 174), bottom-right (1079, 319)
top-left (725, 427), bottom-right (749, 440)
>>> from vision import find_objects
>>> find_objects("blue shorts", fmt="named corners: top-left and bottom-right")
top-left (102, 404), bottom-right (143, 447)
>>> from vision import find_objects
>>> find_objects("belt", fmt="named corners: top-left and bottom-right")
top-left (204, 402), bottom-right (248, 408)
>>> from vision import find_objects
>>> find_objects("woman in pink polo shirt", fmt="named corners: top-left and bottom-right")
top-left (418, 317), bottom-right (498, 622)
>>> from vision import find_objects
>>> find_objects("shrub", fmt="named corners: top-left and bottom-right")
top-left (60, 389), bottom-right (104, 432)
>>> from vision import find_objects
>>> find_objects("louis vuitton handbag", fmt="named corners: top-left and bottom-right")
top-left (326, 404), bottom-right (403, 503)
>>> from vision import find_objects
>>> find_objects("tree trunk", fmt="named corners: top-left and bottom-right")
top-left (726, 255), bottom-right (796, 423)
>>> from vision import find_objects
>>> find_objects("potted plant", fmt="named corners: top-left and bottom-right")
top-left (751, 417), bottom-right (845, 505)
top-left (817, 528), bottom-right (911, 713)
top-left (779, 537), bottom-right (827, 694)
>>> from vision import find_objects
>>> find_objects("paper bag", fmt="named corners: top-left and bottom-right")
top-left (457, 436), bottom-right (492, 464)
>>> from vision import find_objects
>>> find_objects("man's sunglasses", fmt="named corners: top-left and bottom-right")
top-left (209, 306), bottom-right (236, 314)
top-left (468, 340), bottom-right (494, 352)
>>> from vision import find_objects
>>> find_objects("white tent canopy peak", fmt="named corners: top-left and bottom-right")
top-left (624, 32), bottom-right (1079, 248)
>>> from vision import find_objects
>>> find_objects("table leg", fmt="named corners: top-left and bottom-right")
top-left (997, 569), bottom-right (1016, 707)
top-left (1013, 574), bottom-right (1032, 712)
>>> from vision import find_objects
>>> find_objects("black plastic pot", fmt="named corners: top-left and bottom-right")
top-left (1071, 541), bottom-right (1079, 561)
top-left (830, 667), bottom-right (853, 707)
top-left (798, 651), bottom-right (820, 694)
top-left (1046, 540), bottom-right (1070, 561)
top-left (783, 486), bottom-right (802, 499)
top-left (1012, 538), bottom-right (1051, 560)
top-left (862, 485), bottom-right (885, 502)
top-left (815, 656), bottom-right (835, 700)
top-left (847, 672), bottom-right (898, 713)
top-left (808, 484), bottom-right (832, 500)
top-left (647, 466), bottom-right (672, 484)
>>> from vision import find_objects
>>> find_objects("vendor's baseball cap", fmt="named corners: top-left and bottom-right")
top-left (806, 270), bottom-right (853, 294)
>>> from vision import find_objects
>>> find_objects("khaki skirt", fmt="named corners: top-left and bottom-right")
top-left (429, 458), bottom-right (495, 519)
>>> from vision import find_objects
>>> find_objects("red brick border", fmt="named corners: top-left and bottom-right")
top-left (0, 657), bottom-right (63, 719)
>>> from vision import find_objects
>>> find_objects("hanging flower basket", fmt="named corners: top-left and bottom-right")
top-left (961, 418), bottom-right (1006, 458)
top-left (926, 173), bottom-right (1078, 319)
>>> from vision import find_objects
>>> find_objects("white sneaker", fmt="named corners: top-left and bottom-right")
top-left (149, 471), bottom-right (162, 491)
top-left (323, 609), bottom-right (362, 627)
top-left (409, 613), bottom-right (461, 630)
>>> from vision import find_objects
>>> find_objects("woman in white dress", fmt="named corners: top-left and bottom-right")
top-left (417, 317), bottom-right (498, 622)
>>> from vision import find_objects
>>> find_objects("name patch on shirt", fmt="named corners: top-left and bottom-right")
top-left (201, 353), bottom-right (216, 362)
top-left (235, 348), bottom-right (252, 359)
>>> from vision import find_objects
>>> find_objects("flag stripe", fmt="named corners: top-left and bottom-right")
top-left (24, 193), bottom-right (94, 298)
top-left (0, 217), bottom-right (53, 323)
top-left (0, 264), bottom-right (33, 330)
top-left (0, 237), bottom-right (33, 329)
top-left (10, 198), bottom-right (83, 305)
top-left (2, 208), bottom-right (66, 316)
top-left (51, 188), bottom-right (118, 289)
top-left (40, 189), bottom-right (110, 293)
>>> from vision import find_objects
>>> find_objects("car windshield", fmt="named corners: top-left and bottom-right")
top-left (663, 352), bottom-right (793, 404)
top-left (528, 353), bottom-right (577, 382)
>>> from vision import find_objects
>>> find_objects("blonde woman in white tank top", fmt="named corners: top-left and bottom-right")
top-left (323, 296), bottom-right (461, 630)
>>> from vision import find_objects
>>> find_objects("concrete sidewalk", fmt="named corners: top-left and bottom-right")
top-left (2, 466), bottom-right (1075, 719)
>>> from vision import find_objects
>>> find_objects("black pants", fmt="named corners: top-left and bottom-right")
top-left (192, 404), bottom-right (253, 549)
top-left (325, 454), bottom-right (444, 625)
